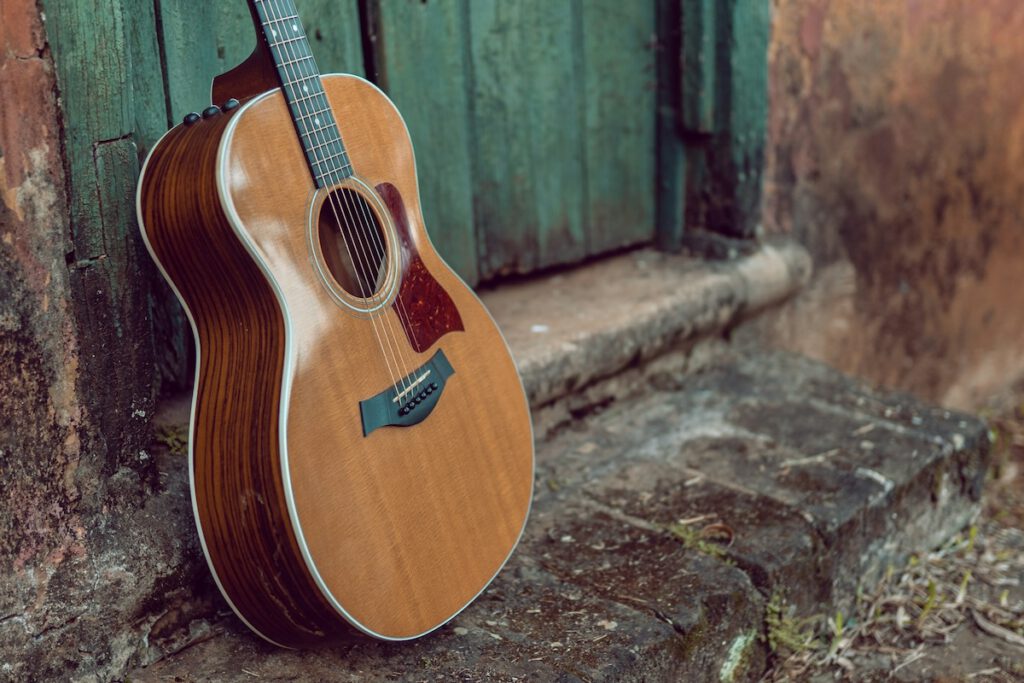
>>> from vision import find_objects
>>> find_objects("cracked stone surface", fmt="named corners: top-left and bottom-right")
top-left (127, 349), bottom-right (988, 682)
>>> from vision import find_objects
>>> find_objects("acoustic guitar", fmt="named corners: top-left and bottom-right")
top-left (136, 0), bottom-right (533, 647)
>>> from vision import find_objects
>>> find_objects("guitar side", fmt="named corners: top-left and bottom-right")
top-left (137, 108), bottom-right (344, 647)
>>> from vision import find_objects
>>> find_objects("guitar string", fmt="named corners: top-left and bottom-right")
top-left (259, 0), bottom-right (413, 399)
top-left (259, 0), bottom-right (407, 399)
top-left (263, 0), bottom-right (422, 402)
top-left (305, 24), bottom-right (429, 397)
top-left (262, 6), bottom-right (442, 606)
top-left (345, 158), bottom-right (425, 358)
top-left (332, 158), bottom-right (424, 394)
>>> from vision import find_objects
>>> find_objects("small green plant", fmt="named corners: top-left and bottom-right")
top-left (825, 611), bottom-right (847, 658)
top-left (666, 522), bottom-right (731, 562)
top-left (155, 424), bottom-right (189, 457)
top-left (916, 579), bottom-right (938, 627)
top-left (764, 592), bottom-right (820, 656)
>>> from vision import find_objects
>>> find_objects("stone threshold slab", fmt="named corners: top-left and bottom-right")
top-left (480, 239), bottom-right (812, 410)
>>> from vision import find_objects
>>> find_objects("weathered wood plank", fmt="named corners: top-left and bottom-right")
top-left (656, 0), bottom-right (687, 251)
top-left (468, 0), bottom-right (586, 279)
top-left (157, 2), bottom-right (257, 120)
top-left (126, 0), bottom-right (171, 153)
top-left (580, 0), bottom-right (656, 255)
top-left (159, 1), bottom-right (362, 123)
top-left (373, 0), bottom-right (478, 284)
top-left (720, 0), bottom-right (770, 237)
top-left (681, 0), bottom-right (717, 135)
top-left (685, 0), bottom-right (770, 238)
top-left (43, 0), bottom-right (133, 257)
top-left (296, 0), bottom-right (364, 76)
top-left (41, 0), bottom-right (161, 462)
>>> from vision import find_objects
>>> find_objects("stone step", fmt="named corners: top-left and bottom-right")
top-left (482, 241), bottom-right (811, 413)
top-left (130, 349), bottom-right (988, 682)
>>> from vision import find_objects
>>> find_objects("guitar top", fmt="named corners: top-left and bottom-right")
top-left (137, 0), bottom-right (533, 647)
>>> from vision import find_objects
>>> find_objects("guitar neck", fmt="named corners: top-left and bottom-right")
top-left (249, 0), bottom-right (352, 187)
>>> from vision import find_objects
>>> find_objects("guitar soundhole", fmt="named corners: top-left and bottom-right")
top-left (317, 188), bottom-right (387, 298)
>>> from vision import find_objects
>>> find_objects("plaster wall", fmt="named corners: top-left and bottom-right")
top-left (761, 0), bottom-right (1024, 408)
top-left (0, 3), bottom-right (191, 679)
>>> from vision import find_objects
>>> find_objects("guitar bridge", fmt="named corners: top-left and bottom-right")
top-left (358, 349), bottom-right (455, 436)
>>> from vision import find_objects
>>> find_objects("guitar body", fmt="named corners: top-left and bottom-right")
top-left (137, 69), bottom-right (533, 646)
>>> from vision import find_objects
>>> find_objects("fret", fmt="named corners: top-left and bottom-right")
top-left (295, 123), bottom-right (341, 146)
top-left (307, 148), bottom-right (346, 170)
top-left (282, 80), bottom-right (326, 100)
top-left (283, 87), bottom-right (328, 108)
top-left (266, 42), bottom-right (311, 61)
top-left (317, 156), bottom-right (352, 175)
top-left (313, 167), bottom-right (353, 188)
top-left (286, 73), bottom-right (319, 87)
top-left (250, 0), bottom-right (352, 187)
top-left (293, 108), bottom-right (332, 125)
top-left (307, 152), bottom-right (344, 172)
top-left (287, 97), bottom-right (330, 117)
top-left (303, 140), bottom-right (346, 167)
top-left (308, 160), bottom-right (346, 181)
top-left (273, 53), bottom-right (315, 70)
top-left (260, 15), bottom-right (300, 27)
top-left (318, 150), bottom-right (351, 167)
top-left (297, 117), bottom-right (341, 137)
top-left (312, 167), bottom-right (352, 188)
top-left (282, 74), bottom-right (321, 95)
top-left (284, 87), bottom-right (326, 108)
top-left (287, 89), bottom-right (329, 108)
top-left (269, 35), bottom-right (307, 48)
top-left (304, 137), bottom-right (344, 155)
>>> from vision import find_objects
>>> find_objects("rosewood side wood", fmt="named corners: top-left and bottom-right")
top-left (138, 71), bottom-right (534, 645)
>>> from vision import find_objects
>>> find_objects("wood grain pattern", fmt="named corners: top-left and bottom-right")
top-left (467, 0), bottom-right (587, 277)
top-left (139, 74), bottom-right (534, 645)
top-left (139, 112), bottom-right (343, 647)
top-left (378, 182), bottom-right (464, 353)
top-left (370, 0), bottom-right (658, 283)
top-left (41, 0), bottom-right (172, 451)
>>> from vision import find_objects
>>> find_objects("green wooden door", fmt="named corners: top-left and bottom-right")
top-left (41, 0), bottom-right (768, 383)
top-left (41, 0), bottom-right (366, 387)
top-left (44, 0), bottom-right (656, 289)
top-left (374, 0), bottom-right (657, 283)
top-left (158, 1), bottom-right (364, 123)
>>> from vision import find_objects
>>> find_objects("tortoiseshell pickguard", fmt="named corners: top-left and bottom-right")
top-left (376, 182), bottom-right (464, 352)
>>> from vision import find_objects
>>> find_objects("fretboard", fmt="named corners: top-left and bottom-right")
top-left (250, 0), bottom-right (352, 188)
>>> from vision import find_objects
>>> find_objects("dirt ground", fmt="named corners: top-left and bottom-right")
top-left (764, 384), bottom-right (1024, 682)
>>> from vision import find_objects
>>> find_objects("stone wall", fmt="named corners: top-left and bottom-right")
top-left (760, 0), bottom-right (1024, 408)
top-left (0, 3), bottom-right (190, 680)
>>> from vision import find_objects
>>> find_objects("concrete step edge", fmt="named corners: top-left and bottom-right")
top-left (481, 238), bottom-right (812, 410)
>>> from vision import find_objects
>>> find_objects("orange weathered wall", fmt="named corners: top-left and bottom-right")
top-left (0, 0), bottom-right (84, 582)
top-left (1, 3), bottom-right (184, 678)
top-left (761, 0), bottom-right (1024, 408)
